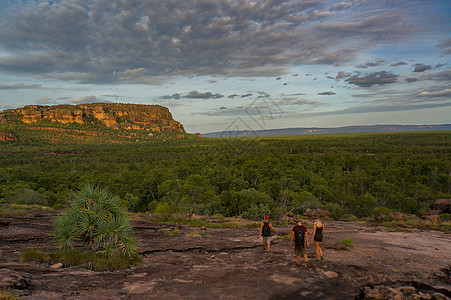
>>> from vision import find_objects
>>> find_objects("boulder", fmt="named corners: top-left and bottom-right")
top-left (0, 269), bottom-right (31, 289)
top-left (388, 212), bottom-right (421, 222)
top-left (303, 209), bottom-right (331, 218)
top-left (0, 220), bottom-right (11, 229)
top-left (424, 215), bottom-right (440, 224)
top-left (388, 212), bottom-right (405, 221)
top-left (363, 285), bottom-right (402, 300)
top-left (430, 198), bottom-right (451, 214)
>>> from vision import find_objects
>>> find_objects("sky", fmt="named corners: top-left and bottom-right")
top-left (0, 0), bottom-right (450, 134)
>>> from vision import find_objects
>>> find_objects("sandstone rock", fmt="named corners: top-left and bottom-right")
top-left (303, 209), bottom-right (331, 218)
top-left (286, 212), bottom-right (294, 218)
top-left (424, 215), bottom-right (440, 224)
top-left (432, 293), bottom-right (448, 300)
top-left (1, 103), bottom-right (186, 134)
top-left (0, 269), bottom-right (31, 289)
top-left (418, 292), bottom-right (432, 299)
top-left (388, 212), bottom-right (405, 221)
top-left (364, 285), bottom-right (403, 300)
top-left (431, 199), bottom-right (451, 214)
top-left (50, 263), bottom-right (63, 269)
top-left (323, 271), bottom-right (338, 278)
top-left (396, 286), bottom-right (416, 295)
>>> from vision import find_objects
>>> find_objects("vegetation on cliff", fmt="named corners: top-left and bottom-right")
top-left (0, 131), bottom-right (449, 220)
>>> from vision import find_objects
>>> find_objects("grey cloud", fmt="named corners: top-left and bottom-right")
top-left (418, 89), bottom-right (451, 98)
top-left (423, 69), bottom-right (451, 81)
top-left (279, 100), bottom-right (325, 107)
top-left (34, 97), bottom-right (60, 105)
top-left (0, 83), bottom-right (42, 90)
top-left (160, 91), bottom-right (223, 99)
top-left (435, 63), bottom-right (446, 68)
top-left (160, 93), bottom-right (181, 100)
top-left (356, 60), bottom-right (387, 69)
top-left (346, 71), bottom-right (398, 87)
top-left (186, 91), bottom-right (224, 99)
top-left (241, 93), bottom-right (253, 98)
top-left (318, 92), bottom-right (336, 95)
top-left (414, 64), bottom-right (432, 73)
top-left (330, 2), bottom-right (352, 11)
top-left (336, 71), bottom-right (351, 79)
top-left (69, 96), bottom-right (103, 104)
top-left (390, 62), bottom-right (407, 67)
top-left (437, 38), bottom-right (451, 54)
top-left (294, 102), bottom-right (451, 119)
top-left (406, 77), bottom-right (419, 83)
top-left (0, 0), bottom-right (432, 83)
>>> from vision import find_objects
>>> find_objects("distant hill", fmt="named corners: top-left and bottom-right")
top-left (203, 124), bottom-right (451, 138)
top-left (0, 103), bottom-right (196, 143)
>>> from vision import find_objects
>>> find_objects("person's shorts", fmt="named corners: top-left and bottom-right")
top-left (262, 236), bottom-right (272, 244)
top-left (294, 245), bottom-right (306, 256)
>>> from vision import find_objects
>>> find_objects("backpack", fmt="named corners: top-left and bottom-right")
top-left (294, 225), bottom-right (305, 247)
top-left (262, 221), bottom-right (271, 236)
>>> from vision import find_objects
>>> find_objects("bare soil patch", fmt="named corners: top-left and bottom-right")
top-left (1, 211), bottom-right (450, 299)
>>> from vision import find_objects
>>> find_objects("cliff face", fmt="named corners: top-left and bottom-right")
top-left (1, 103), bottom-right (185, 133)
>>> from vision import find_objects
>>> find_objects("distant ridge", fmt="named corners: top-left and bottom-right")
top-left (202, 124), bottom-right (451, 138)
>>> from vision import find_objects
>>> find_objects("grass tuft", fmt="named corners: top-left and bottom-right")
top-left (50, 249), bottom-right (142, 271)
top-left (157, 228), bottom-right (180, 235)
top-left (0, 288), bottom-right (19, 300)
top-left (19, 248), bottom-right (47, 262)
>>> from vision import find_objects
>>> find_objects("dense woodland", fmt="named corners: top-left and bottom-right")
top-left (0, 131), bottom-right (450, 220)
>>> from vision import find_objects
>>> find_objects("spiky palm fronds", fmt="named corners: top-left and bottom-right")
top-left (52, 184), bottom-right (139, 259)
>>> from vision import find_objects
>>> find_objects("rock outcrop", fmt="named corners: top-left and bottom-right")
top-left (0, 103), bottom-right (185, 133)
top-left (431, 198), bottom-right (451, 214)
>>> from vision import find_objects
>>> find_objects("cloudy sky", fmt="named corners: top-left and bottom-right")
top-left (0, 0), bottom-right (450, 133)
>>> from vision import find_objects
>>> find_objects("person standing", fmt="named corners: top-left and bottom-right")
top-left (259, 216), bottom-right (274, 253)
top-left (291, 218), bottom-right (309, 266)
top-left (311, 218), bottom-right (325, 261)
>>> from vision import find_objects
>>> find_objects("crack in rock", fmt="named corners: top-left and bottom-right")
top-left (140, 244), bottom-right (261, 256)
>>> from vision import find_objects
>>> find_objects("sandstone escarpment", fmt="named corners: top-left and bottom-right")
top-left (1, 103), bottom-right (185, 133)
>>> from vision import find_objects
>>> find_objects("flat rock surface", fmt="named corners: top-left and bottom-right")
top-left (0, 212), bottom-right (450, 299)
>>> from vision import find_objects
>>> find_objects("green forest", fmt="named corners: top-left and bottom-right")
top-left (0, 131), bottom-right (450, 220)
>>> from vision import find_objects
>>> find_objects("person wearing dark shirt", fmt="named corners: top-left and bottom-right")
top-left (291, 219), bottom-right (309, 266)
top-left (311, 217), bottom-right (325, 261)
top-left (259, 216), bottom-right (274, 253)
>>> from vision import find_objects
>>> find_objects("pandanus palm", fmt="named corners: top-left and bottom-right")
top-left (52, 184), bottom-right (139, 259)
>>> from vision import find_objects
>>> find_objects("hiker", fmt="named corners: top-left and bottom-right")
top-left (259, 216), bottom-right (274, 253)
top-left (291, 218), bottom-right (309, 266)
top-left (311, 217), bottom-right (325, 261)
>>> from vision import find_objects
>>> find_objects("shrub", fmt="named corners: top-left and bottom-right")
top-left (341, 214), bottom-right (358, 221)
top-left (321, 202), bottom-right (345, 220)
top-left (339, 238), bottom-right (354, 251)
top-left (372, 207), bottom-right (392, 216)
top-left (52, 184), bottom-right (139, 261)
top-left (19, 248), bottom-right (47, 262)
